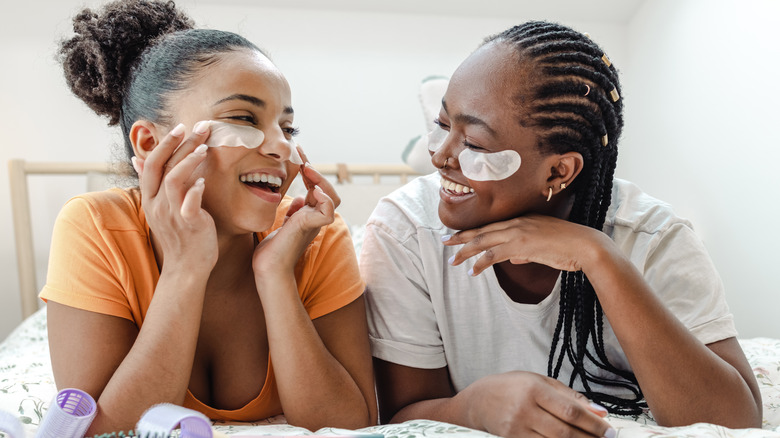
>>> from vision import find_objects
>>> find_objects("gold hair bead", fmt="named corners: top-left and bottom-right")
top-left (610, 87), bottom-right (620, 102)
top-left (601, 134), bottom-right (609, 147)
top-left (601, 53), bottom-right (612, 67)
top-left (583, 32), bottom-right (591, 39)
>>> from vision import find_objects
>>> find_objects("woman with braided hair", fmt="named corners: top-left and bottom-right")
top-left (360, 21), bottom-right (761, 437)
top-left (43, 0), bottom-right (376, 434)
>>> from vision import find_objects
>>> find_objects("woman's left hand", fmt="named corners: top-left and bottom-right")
top-left (443, 214), bottom-right (610, 275)
top-left (252, 154), bottom-right (339, 279)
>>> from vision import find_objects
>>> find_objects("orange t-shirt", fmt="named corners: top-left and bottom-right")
top-left (40, 187), bottom-right (365, 421)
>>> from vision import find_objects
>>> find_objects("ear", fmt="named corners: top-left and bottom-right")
top-left (129, 120), bottom-right (161, 160)
top-left (545, 151), bottom-right (584, 196)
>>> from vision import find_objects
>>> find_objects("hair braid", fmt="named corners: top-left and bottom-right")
top-left (484, 21), bottom-right (647, 414)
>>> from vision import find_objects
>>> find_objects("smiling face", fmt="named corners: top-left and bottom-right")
top-left (163, 48), bottom-right (299, 235)
top-left (433, 41), bottom-right (555, 231)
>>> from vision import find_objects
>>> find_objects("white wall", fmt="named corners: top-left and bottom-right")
top-left (9, 0), bottom-right (780, 341)
top-left (619, 0), bottom-right (780, 338)
top-left (0, 0), bottom-right (627, 340)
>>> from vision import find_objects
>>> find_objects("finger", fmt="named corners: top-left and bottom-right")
top-left (442, 220), bottom-right (514, 246)
top-left (286, 196), bottom-right (306, 218)
top-left (301, 163), bottom-right (341, 208)
top-left (450, 228), bottom-right (515, 267)
top-left (529, 409), bottom-right (602, 438)
top-left (141, 122), bottom-right (186, 197)
top-left (312, 186), bottom-right (335, 219)
top-left (537, 381), bottom-right (614, 438)
top-left (167, 120), bottom-right (212, 170)
top-left (163, 144), bottom-right (208, 205)
top-left (180, 177), bottom-right (205, 221)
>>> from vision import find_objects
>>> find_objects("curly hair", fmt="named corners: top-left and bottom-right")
top-left (484, 21), bottom-right (647, 415)
top-left (58, 0), bottom-right (264, 162)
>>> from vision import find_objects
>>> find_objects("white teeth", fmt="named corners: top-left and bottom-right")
top-left (241, 172), bottom-right (283, 187)
top-left (440, 177), bottom-right (474, 194)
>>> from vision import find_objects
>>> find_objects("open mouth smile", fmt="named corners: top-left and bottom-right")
top-left (240, 172), bottom-right (283, 194)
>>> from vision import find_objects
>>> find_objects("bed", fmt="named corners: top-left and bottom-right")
top-left (3, 160), bottom-right (780, 437)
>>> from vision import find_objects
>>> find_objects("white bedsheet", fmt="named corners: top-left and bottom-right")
top-left (1, 307), bottom-right (779, 437)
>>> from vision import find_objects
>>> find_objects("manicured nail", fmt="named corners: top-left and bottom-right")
top-left (193, 120), bottom-right (211, 134)
top-left (131, 156), bottom-right (140, 174)
top-left (604, 427), bottom-right (616, 438)
top-left (170, 123), bottom-right (185, 137)
top-left (441, 234), bottom-right (451, 242)
top-left (195, 177), bottom-right (205, 187)
top-left (468, 268), bottom-right (475, 276)
top-left (590, 402), bottom-right (608, 414)
top-left (448, 255), bottom-right (456, 265)
top-left (194, 144), bottom-right (208, 154)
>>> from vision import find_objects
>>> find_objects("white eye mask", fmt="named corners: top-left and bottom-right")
top-left (425, 124), bottom-right (522, 181)
top-left (204, 121), bottom-right (303, 165)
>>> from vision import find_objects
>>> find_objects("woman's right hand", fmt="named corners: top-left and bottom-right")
top-left (133, 121), bottom-right (218, 270)
top-left (459, 371), bottom-right (614, 438)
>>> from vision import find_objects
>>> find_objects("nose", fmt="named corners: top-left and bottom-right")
top-left (430, 132), bottom-right (460, 170)
top-left (258, 127), bottom-right (294, 162)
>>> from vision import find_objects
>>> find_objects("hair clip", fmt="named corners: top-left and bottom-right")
top-left (601, 53), bottom-right (612, 67)
top-left (610, 87), bottom-right (620, 102)
top-left (601, 134), bottom-right (609, 147)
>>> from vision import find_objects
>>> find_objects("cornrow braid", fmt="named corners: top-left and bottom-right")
top-left (484, 21), bottom-right (647, 415)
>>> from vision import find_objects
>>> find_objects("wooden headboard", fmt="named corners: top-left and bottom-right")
top-left (8, 159), bottom-right (422, 319)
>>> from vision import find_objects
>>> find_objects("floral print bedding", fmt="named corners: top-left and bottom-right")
top-left (1, 308), bottom-right (778, 438)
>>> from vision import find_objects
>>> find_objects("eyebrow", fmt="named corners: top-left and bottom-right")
top-left (214, 94), bottom-right (294, 114)
top-left (442, 99), bottom-right (497, 137)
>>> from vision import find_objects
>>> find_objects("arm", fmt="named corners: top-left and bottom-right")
top-left (447, 215), bottom-right (762, 428)
top-left (252, 166), bottom-right (376, 430)
top-left (374, 359), bottom-right (613, 437)
top-left (583, 236), bottom-right (761, 427)
top-left (48, 124), bottom-right (217, 434)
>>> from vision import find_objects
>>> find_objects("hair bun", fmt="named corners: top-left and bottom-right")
top-left (59, 0), bottom-right (193, 125)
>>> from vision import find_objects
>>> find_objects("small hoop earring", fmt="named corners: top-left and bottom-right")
top-left (546, 187), bottom-right (553, 202)
top-left (440, 158), bottom-right (449, 169)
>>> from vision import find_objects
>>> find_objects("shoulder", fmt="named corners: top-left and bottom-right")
top-left (604, 178), bottom-right (692, 237)
top-left (57, 187), bottom-right (145, 232)
top-left (365, 173), bottom-right (447, 242)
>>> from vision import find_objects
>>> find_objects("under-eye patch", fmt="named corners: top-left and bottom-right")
top-left (458, 148), bottom-right (522, 181)
top-left (205, 121), bottom-right (302, 165)
top-left (426, 124), bottom-right (448, 152)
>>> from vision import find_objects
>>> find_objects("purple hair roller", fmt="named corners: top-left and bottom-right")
top-left (35, 388), bottom-right (97, 438)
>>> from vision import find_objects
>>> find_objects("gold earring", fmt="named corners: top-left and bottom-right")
top-left (560, 182), bottom-right (567, 189)
top-left (546, 187), bottom-right (553, 202)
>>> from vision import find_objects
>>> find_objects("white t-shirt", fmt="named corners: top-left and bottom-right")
top-left (361, 173), bottom-right (737, 397)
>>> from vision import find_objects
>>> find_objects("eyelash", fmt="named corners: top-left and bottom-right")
top-left (433, 118), bottom-right (484, 151)
top-left (228, 116), bottom-right (299, 137)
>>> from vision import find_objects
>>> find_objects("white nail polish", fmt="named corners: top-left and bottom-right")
top-left (604, 427), bottom-right (616, 438)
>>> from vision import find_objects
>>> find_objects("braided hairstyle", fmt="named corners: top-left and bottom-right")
top-left (484, 21), bottom-right (647, 415)
top-left (58, 0), bottom-right (265, 166)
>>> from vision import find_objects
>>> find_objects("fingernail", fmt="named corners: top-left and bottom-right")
top-left (194, 144), bottom-right (208, 154)
top-left (193, 120), bottom-right (211, 134)
top-left (195, 177), bottom-right (205, 187)
top-left (170, 123), bottom-right (185, 137)
top-left (467, 268), bottom-right (475, 276)
top-left (131, 156), bottom-right (140, 174)
top-left (590, 402), bottom-right (608, 414)
top-left (441, 234), bottom-right (451, 242)
top-left (604, 427), bottom-right (616, 438)
top-left (448, 255), bottom-right (455, 265)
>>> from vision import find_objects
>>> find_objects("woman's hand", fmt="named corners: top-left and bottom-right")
top-left (460, 371), bottom-right (614, 438)
top-left (443, 214), bottom-right (611, 275)
top-left (252, 148), bottom-right (339, 279)
top-left (134, 121), bottom-right (218, 271)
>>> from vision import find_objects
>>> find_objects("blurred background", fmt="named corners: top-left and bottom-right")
top-left (1, 0), bottom-right (778, 340)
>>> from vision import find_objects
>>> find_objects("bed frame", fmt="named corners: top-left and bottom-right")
top-left (8, 159), bottom-right (421, 320)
